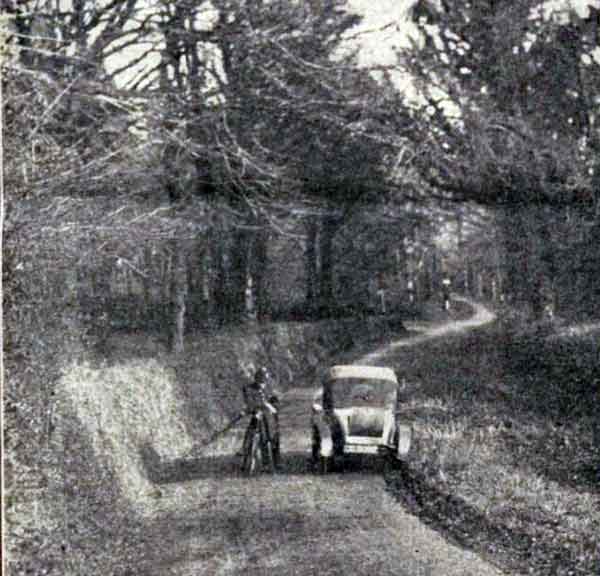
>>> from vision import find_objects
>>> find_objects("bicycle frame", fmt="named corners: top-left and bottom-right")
top-left (241, 410), bottom-right (275, 476)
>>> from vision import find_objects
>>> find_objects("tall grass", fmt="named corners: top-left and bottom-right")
top-left (59, 359), bottom-right (193, 511)
top-left (388, 322), bottom-right (600, 575)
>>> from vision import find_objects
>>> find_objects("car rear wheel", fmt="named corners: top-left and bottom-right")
top-left (383, 451), bottom-right (402, 474)
top-left (311, 427), bottom-right (319, 462)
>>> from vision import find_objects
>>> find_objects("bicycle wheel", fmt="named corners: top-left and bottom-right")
top-left (241, 419), bottom-right (261, 476)
top-left (248, 431), bottom-right (262, 476)
top-left (241, 426), bottom-right (252, 467)
top-left (260, 419), bottom-right (275, 474)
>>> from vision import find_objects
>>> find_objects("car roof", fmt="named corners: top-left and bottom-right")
top-left (326, 365), bottom-right (398, 383)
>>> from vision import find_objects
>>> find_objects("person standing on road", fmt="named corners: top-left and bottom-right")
top-left (442, 277), bottom-right (451, 311)
top-left (242, 366), bottom-right (281, 469)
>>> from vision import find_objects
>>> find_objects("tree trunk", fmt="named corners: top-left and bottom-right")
top-left (537, 206), bottom-right (558, 315)
top-left (252, 227), bottom-right (269, 322)
top-left (211, 227), bottom-right (234, 326)
top-left (88, 253), bottom-right (111, 349)
top-left (430, 250), bottom-right (439, 299)
top-left (142, 245), bottom-right (154, 329)
top-left (169, 241), bottom-right (187, 354)
top-left (231, 228), bottom-right (252, 322)
top-left (501, 204), bottom-right (529, 306)
top-left (305, 219), bottom-right (319, 314)
top-left (201, 242), bottom-right (213, 325)
top-left (502, 204), bottom-right (555, 319)
top-left (319, 215), bottom-right (338, 314)
top-left (456, 207), bottom-right (467, 293)
top-left (186, 237), bottom-right (208, 330)
top-left (465, 260), bottom-right (473, 296)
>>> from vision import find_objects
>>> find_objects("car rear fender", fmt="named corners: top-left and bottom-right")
top-left (396, 424), bottom-right (412, 459)
top-left (382, 409), bottom-right (395, 445)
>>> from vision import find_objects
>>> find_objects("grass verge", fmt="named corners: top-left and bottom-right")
top-left (384, 316), bottom-right (600, 576)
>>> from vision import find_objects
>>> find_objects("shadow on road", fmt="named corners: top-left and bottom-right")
top-left (384, 465), bottom-right (586, 576)
top-left (140, 444), bottom-right (309, 483)
top-left (140, 444), bottom-right (389, 484)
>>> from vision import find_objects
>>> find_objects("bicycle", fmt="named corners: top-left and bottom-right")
top-left (240, 409), bottom-right (275, 476)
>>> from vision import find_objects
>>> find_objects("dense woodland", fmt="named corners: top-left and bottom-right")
top-left (3, 0), bottom-right (600, 369)
top-left (1, 0), bottom-right (451, 354)
top-left (4, 1), bottom-right (600, 347)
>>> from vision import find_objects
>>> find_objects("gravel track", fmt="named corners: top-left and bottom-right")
top-left (137, 299), bottom-right (510, 576)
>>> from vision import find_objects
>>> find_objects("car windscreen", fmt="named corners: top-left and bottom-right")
top-left (326, 378), bottom-right (397, 409)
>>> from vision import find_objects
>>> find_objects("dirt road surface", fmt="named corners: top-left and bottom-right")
top-left (139, 299), bottom-right (509, 576)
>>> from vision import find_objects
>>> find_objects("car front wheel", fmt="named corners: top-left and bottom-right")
top-left (318, 455), bottom-right (331, 474)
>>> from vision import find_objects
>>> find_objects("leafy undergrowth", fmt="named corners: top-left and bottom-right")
top-left (384, 316), bottom-right (600, 576)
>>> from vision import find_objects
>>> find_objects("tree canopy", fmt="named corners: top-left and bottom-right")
top-left (401, 0), bottom-right (600, 208)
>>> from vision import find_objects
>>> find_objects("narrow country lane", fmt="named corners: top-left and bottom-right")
top-left (139, 299), bottom-right (509, 576)
top-left (361, 296), bottom-right (496, 363)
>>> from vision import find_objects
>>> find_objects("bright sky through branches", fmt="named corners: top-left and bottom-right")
top-left (101, 0), bottom-right (600, 89)
top-left (346, 0), bottom-right (415, 65)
